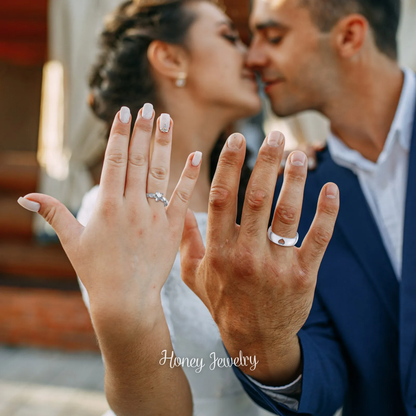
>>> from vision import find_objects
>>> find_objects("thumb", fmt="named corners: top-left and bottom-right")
top-left (18, 194), bottom-right (83, 253)
top-left (180, 209), bottom-right (205, 290)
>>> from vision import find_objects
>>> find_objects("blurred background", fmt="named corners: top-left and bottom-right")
top-left (0, 0), bottom-right (415, 414)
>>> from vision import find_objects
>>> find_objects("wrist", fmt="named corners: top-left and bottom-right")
top-left (90, 292), bottom-right (165, 344)
top-left (224, 332), bottom-right (302, 387)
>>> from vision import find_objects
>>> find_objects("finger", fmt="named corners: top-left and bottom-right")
top-left (147, 113), bottom-right (172, 202)
top-left (270, 151), bottom-right (308, 242)
top-left (299, 183), bottom-right (339, 275)
top-left (99, 107), bottom-right (131, 202)
top-left (125, 103), bottom-right (154, 200)
top-left (180, 209), bottom-right (205, 294)
top-left (239, 131), bottom-right (285, 242)
top-left (166, 152), bottom-right (202, 234)
top-left (279, 150), bottom-right (291, 175)
top-left (17, 194), bottom-right (83, 256)
top-left (304, 147), bottom-right (317, 170)
top-left (207, 133), bottom-right (246, 245)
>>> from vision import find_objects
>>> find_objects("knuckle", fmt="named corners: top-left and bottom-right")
top-left (128, 153), bottom-right (147, 168)
top-left (44, 205), bottom-right (58, 226)
top-left (106, 152), bottom-right (127, 167)
top-left (100, 198), bottom-right (120, 218)
top-left (135, 118), bottom-right (153, 133)
top-left (274, 204), bottom-right (298, 226)
top-left (184, 167), bottom-right (199, 181)
top-left (319, 201), bottom-right (339, 217)
top-left (312, 228), bottom-right (332, 247)
top-left (209, 186), bottom-right (231, 210)
top-left (176, 189), bottom-right (191, 204)
top-left (155, 135), bottom-right (171, 147)
top-left (150, 166), bottom-right (168, 181)
top-left (246, 189), bottom-right (268, 212)
top-left (219, 152), bottom-right (240, 169)
top-left (258, 149), bottom-right (278, 166)
top-left (285, 169), bottom-right (306, 184)
top-left (294, 268), bottom-right (313, 291)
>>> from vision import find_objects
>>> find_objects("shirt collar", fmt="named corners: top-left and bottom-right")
top-left (327, 67), bottom-right (416, 173)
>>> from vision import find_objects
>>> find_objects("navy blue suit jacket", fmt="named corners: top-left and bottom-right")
top-left (233, 102), bottom-right (416, 415)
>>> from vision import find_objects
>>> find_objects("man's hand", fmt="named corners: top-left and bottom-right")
top-left (181, 131), bottom-right (339, 387)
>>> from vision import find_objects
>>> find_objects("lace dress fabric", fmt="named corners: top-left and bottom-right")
top-left (77, 186), bottom-right (272, 416)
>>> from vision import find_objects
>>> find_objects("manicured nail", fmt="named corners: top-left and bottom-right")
top-left (160, 113), bottom-right (171, 133)
top-left (142, 103), bottom-right (153, 120)
top-left (192, 151), bottom-right (202, 167)
top-left (119, 106), bottom-right (130, 124)
top-left (18, 197), bottom-right (40, 213)
top-left (291, 151), bottom-right (306, 166)
top-left (267, 131), bottom-right (284, 147)
top-left (227, 133), bottom-right (244, 150)
top-left (326, 183), bottom-right (338, 199)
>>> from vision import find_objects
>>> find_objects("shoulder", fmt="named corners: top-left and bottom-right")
top-left (77, 185), bottom-right (100, 227)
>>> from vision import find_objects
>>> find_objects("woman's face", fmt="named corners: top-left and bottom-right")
top-left (184, 1), bottom-right (262, 120)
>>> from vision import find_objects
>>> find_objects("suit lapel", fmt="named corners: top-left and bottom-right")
top-left (399, 101), bottom-right (416, 392)
top-left (316, 152), bottom-right (400, 327)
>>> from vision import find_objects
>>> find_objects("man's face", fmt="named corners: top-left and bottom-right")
top-left (248, 0), bottom-right (337, 117)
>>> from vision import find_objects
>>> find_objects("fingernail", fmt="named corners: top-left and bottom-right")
top-left (18, 197), bottom-right (40, 213)
top-left (291, 151), bottom-right (306, 166)
top-left (119, 106), bottom-right (130, 124)
top-left (326, 184), bottom-right (338, 199)
top-left (160, 113), bottom-right (171, 133)
top-left (267, 131), bottom-right (284, 147)
top-left (142, 103), bottom-right (153, 120)
top-left (192, 151), bottom-right (202, 167)
top-left (308, 158), bottom-right (316, 170)
top-left (227, 133), bottom-right (244, 150)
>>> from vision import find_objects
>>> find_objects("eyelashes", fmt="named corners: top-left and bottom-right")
top-left (223, 34), bottom-right (240, 44)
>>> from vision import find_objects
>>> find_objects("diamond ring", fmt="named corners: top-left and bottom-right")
top-left (146, 192), bottom-right (169, 207)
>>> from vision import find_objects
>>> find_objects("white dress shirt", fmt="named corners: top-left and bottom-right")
top-left (327, 67), bottom-right (416, 279)
top-left (252, 67), bottom-right (416, 410)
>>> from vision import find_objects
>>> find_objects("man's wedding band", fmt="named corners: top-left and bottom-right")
top-left (267, 227), bottom-right (299, 247)
top-left (147, 192), bottom-right (169, 207)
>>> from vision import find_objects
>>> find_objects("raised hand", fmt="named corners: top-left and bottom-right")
top-left (18, 105), bottom-right (200, 415)
top-left (181, 131), bottom-right (339, 386)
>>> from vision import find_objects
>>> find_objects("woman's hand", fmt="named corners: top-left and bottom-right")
top-left (18, 105), bottom-right (202, 336)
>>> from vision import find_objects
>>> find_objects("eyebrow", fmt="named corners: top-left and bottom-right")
top-left (254, 19), bottom-right (289, 31)
top-left (216, 20), bottom-right (237, 32)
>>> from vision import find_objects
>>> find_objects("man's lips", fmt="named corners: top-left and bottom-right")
top-left (263, 79), bottom-right (284, 92)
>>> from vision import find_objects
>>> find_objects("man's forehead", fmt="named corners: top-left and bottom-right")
top-left (250, 0), bottom-right (298, 30)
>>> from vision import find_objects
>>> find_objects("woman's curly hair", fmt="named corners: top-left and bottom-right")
top-left (89, 0), bottom-right (252, 222)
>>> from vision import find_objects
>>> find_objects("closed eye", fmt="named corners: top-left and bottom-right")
top-left (223, 34), bottom-right (240, 44)
top-left (268, 36), bottom-right (283, 45)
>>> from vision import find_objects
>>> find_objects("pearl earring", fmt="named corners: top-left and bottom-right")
top-left (176, 73), bottom-right (187, 88)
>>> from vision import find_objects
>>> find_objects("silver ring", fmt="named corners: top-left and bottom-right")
top-left (146, 192), bottom-right (169, 207)
top-left (267, 226), bottom-right (299, 247)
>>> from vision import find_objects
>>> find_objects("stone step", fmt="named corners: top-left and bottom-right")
top-left (0, 151), bottom-right (38, 195)
top-left (0, 239), bottom-right (76, 284)
top-left (0, 194), bottom-right (33, 239)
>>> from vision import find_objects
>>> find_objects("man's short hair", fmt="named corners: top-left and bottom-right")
top-left (299, 0), bottom-right (401, 59)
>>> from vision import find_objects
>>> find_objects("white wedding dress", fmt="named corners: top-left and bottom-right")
top-left (77, 186), bottom-right (273, 416)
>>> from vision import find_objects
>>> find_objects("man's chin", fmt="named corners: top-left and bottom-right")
top-left (270, 103), bottom-right (299, 118)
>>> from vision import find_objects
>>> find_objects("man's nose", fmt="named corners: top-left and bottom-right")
top-left (246, 39), bottom-right (268, 70)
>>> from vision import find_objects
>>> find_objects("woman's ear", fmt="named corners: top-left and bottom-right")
top-left (147, 40), bottom-right (189, 81)
top-left (331, 14), bottom-right (369, 58)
